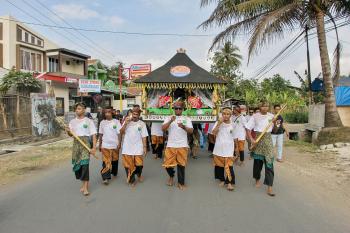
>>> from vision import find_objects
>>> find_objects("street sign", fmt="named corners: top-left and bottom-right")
top-left (130, 64), bottom-right (151, 79)
top-left (79, 79), bottom-right (101, 93)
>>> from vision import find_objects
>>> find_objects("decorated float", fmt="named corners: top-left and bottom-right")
top-left (134, 48), bottom-right (226, 122)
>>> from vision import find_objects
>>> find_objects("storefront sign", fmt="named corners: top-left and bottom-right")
top-left (130, 64), bottom-right (151, 79)
top-left (170, 66), bottom-right (191, 77)
top-left (79, 79), bottom-right (101, 93)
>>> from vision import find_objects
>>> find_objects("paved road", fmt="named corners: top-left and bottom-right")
top-left (0, 149), bottom-right (349, 233)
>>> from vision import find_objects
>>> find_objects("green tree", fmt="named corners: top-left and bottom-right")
top-left (200, 0), bottom-right (347, 127)
top-left (0, 68), bottom-right (41, 95)
top-left (210, 41), bottom-right (242, 81)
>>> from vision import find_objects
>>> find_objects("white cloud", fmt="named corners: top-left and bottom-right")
top-left (52, 4), bottom-right (124, 27)
top-left (102, 16), bottom-right (124, 27)
top-left (52, 4), bottom-right (99, 20)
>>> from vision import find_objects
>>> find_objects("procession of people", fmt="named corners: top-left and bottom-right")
top-left (65, 99), bottom-right (287, 197)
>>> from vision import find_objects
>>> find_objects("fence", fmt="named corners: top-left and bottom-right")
top-left (0, 94), bottom-right (31, 139)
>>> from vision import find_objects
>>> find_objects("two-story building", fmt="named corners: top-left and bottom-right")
top-left (0, 15), bottom-right (90, 116)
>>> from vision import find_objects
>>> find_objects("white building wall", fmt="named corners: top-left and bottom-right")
top-left (61, 57), bottom-right (85, 75)
top-left (46, 82), bottom-right (69, 113)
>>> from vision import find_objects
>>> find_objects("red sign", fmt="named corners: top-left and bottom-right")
top-left (130, 64), bottom-right (151, 79)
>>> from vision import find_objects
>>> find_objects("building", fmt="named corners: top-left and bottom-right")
top-left (0, 15), bottom-right (91, 116)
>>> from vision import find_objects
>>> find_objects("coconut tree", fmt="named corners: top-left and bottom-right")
top-left (199, 0), bottom-right (349, 127)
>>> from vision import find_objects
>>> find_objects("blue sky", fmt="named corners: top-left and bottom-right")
top-left (1, 0), bottom-right (350, 86)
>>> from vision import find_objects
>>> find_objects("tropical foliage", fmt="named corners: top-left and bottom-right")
top-left (200, 0), bottom-right (349, 127)
top-left (0, 68), bottom-right (41, 95)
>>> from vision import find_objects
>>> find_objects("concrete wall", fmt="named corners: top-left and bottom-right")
top-left (337, 106), bottom-right (350, 127)
top-left (61, 57), bottom-right (85, 75)
top-left (112, 96), bottom-right (142, 111)
top-left (46, 82), bottom-right (69, 113)
top-left (307, 104), bottom-right (325, 131)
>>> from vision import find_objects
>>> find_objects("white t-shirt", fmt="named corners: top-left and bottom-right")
top-left (213, 122), bottom-right (235, 157)
top-left (245, 112), bottom-right (274, 133)
top-left (232, 114), bottom-right (247, 140)
top-left (99, 119), bottom-right (121, 149)
top-left (245, 115), bottom-right (252, 123)
top-left (163, 116), bottom-right (193, 148)
top-left (151, 122), bottom-right (163, 136)
top-left (69, 117), bottom-right (97, 137)
top-left (208, 123), bottom-right (215, 134)
top-left (121, 120), bottom-right (148, 155)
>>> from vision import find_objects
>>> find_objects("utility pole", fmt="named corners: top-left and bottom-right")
top-left (305, 25), bottom-right (313, 104)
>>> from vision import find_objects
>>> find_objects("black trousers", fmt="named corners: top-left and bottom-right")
top-left (101, 160), bottom-right (119, 180)
top-left (166, 165), bottom-right (185, 185)
top-left (239, 151), bottom-right (245, 162)
top-left (214, 166), bottom-right (235, 184)
top-left (208, 143), bottom-right (215, 153)
top-left (125, 166), bottom-right (143, 184)
top-left (151, 143), bottom-right (164, 158)
top-left (75, 164), bottom-right (89, 181)
top-left (253, 159), bottom-right (274, 186)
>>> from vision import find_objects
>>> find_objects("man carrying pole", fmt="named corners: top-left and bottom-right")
top-left (246, 101), bottom-right (276, 197)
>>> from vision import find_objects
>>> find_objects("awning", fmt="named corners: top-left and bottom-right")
top-left (35, 72), bottom-right (87, 84)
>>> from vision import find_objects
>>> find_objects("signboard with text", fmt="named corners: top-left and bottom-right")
top-left (130, 64), bottom-right (151, 79)
top-left (78, 79), bottom-right (101, 93)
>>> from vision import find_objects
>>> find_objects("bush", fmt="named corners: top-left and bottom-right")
top-left (283, 111), bottom-right (308, 123)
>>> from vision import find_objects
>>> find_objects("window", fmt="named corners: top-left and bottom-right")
top-left (36, 54), bottom-right (42, 72)
top-left (56, 98), bottom-right (65, 116)
top-left (31, 36), bottom-right (35, 44)
top-left (49, 57), bottom-right (59, 72)
top-left (31, 53), bottom-right (36, 71)
top-left (37, 40), bottom-right (42, 46)
top-left (20, 49), bottom-right (43, 71)
top-left (24, 32), bottom-right (29, 43)
top-left (66, 60), bottom-right (70, 66)
top-left (17, 27), bottom-right (22, 41)
top-left (21, 50), bottom-right (31, 71)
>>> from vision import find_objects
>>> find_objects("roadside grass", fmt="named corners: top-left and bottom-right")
top-left (285, 139), bottom-right (318, 153)
top-left (0, 139), bottom-right (72, 185)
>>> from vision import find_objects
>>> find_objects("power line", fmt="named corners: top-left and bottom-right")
top-left (4, 0), bottom-right (90, 54)
top-left (0, 17), bottom-right (216, 37)
top-left (32, 0), bottom-right (116, 60)
top-left (20, 0), bottom-right (115, 61)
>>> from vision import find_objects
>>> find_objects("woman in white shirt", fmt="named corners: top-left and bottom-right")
top-left (211, 107), bottom-right (239, 191)
top-left (246, 102), bottom-right (276, 197)
top-left (120, 109), bottom-right (148, 186)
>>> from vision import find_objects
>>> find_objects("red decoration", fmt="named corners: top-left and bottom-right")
top-left (188, 96), bottom-right (203, 109)
top-left (159, 96), bottom-right (172, 107)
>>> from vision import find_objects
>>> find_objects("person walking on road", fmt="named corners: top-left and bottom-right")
top-left (246, 102), bottom-right (276, 197)
top-left (98, 106), bottom-right (122, 185)
top-left (66, 102), bottom-right (97, 196)
top-left (120, 108), bottom-right (148, 187)
top-left (271, 104), bottom-right (289, 162)
top-left (162, 101), bottom-right (193, 190)
top-left (211, 107), bottom-right (238, 191)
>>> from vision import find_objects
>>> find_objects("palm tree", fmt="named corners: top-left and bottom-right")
top-left (211, 41), bottom-right (242, 81)
top-left (199, 0), bottom-right (348, 127)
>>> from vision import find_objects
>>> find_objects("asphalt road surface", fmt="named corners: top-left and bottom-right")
top-left (1, 149), bottom-right (349, 233)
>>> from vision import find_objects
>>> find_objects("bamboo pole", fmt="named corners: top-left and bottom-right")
top-left (251, 104), bottom-right (287, 151)
top-left (56, 117), bottom-right (99, 160)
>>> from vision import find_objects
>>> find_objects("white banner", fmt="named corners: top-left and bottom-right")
top-left (79, 79), bottom-right (101, 93)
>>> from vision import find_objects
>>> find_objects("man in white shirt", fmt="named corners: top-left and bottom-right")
top-left (66, 102), bottom-right (97, 196)
top-left (99, 106), bottom-right (122, 185)
top-left (162, 101), bottom-right (193, 190)
top-left (232, 105), bottom-right (248, 166)
top-left (120, 108), bottom-right (148, 186)
top-left (151, 122), bottom-right (164, 159)
top-left (246, 102), bottom-right (276, 197)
